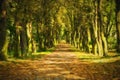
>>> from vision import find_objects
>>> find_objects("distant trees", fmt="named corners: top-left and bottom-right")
top-left (0, 0), bottom-right (64, 60)
top-left (92, 0), bottom-right (108, 56)
top-left (64, 0), bottom-right (117, 56)
top-left (0, 0), bottom-right (119, 60)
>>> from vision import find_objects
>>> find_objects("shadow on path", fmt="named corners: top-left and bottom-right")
top-left (1, 42), bottom-right (120, 80)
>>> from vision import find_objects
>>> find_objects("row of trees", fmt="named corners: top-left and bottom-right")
top-left (0, 0), bottom-right (64, 60)
top-left (65, 0), bottom-right (120, 56)
top-left (0, 0), bottom-right (120, 60)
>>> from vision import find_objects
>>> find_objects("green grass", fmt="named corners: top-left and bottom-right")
top-left (70, 45), bottom-right (120, 63)
top-left (24, 47), bottom-right (55, 60)
top-left (75, 52), bottom-right (101, 59)
top-left (8, 47), bottom-right (55, 61)
top-left (74, 51), bottom-right (120, 63)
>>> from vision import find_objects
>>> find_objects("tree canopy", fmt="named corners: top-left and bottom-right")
top-left (0, 0), bottom-right (120, 60)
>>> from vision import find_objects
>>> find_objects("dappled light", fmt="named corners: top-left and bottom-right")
top-left (0, 0), bottom-right (120, 80)
top-left (0, 43), bottom-right (120, 80)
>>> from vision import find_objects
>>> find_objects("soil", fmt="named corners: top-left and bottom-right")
top-left (0, 43), bottom-right (120, 80)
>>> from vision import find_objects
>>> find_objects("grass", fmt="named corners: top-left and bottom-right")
top-left (24, 47), bottom-right (55, 60)
top-left (74, 52), bottom-right (120, 63)
top-left (70, 46), bottom-right (120, 63)
top-left (7, 47), bottom-right (55, 61)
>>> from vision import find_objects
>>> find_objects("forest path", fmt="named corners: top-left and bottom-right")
top-left (0, 42), bottom-right (87, 80)
top-left (0, 42), bottom-right (120, 80)
top-left (38, 42), bottom-right (85, 80)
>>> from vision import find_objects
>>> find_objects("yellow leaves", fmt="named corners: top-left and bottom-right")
top-left (15, 25), bottom-right (22, 34)
top-left (103, 16), bottom-right (107, 23)
top-left (50, 17), bottom-right (54, 27)
top-left (57, 6), bottom-right (66, 16)
top-left (55, 6), bottom-right (67, 27)
top-left (16, 25), bottom-right (22, 30)
top-left (56, 16), bottom-right (62, 25)
top-left (60, 7), bottom-right (67, 14)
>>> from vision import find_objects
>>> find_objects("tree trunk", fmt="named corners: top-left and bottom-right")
top-left (36, 24), bottom-right (43, 51)
top-left (92, 0), bottom-right (108, 56)
top-left (14, 22), bottom-right (20, 58)
top-left (100, 0), bottom-right (108, 56)
top-left (116, 0), bottom-right (120, 53)
top-left (97, 5), bottom-right (104, 56)
top-left (20, 22), bottom-right (28, 57)
top-left (26, 22), bottom-right (36, 54)
top-left (101, 32), bottom-right (108, 56)
top-left (0, 0), bottom-right (8, 61)
top-left (92, 0), bottom-right (99, 55)
top-left (86, 28), bottom-right (91, 53)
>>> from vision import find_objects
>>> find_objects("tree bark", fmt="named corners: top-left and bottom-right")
top-left (0, 0), bottom-right (8, 60)
top-left (14, 22), bottom-right (20, 58)
top-left (20, 22), bottom-right (28, 57)
top-left (92, 0), bottom-right (99, 55)
top-left (92, 0), bottom-right (108, 56)
top-left (116, 0), bottom-right (120, 53)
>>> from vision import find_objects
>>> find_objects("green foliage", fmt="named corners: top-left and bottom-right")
top-left (0, 0), bottom-right (118, 60)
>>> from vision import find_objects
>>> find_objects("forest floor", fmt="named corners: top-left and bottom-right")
top-left (0, 42), bottom-right (120, 80)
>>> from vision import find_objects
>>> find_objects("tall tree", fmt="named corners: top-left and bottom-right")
top-left (0, 0), bottom-right (8, 60)
top-left (116, 0), bottom-right (120, 53)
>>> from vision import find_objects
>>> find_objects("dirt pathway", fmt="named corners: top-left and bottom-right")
top-left (38, 43), bottom-right (85, 80)
top-left (0, 43), bottom-right (85, 80)
top-left (0, 43), bottom-right (120, 80)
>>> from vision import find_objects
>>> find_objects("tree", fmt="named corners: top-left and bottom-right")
top-left (116, 0), bottom-right (120, 53)
top-left (0, 0), bottom-right (8, 60)
top-left (0, 0), bottom-right (118, 60)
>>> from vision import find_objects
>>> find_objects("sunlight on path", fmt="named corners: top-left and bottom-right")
top-left (1, 43), bottom-right (120, 80)
top-left (34, 43), bottom-right (86, 80)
